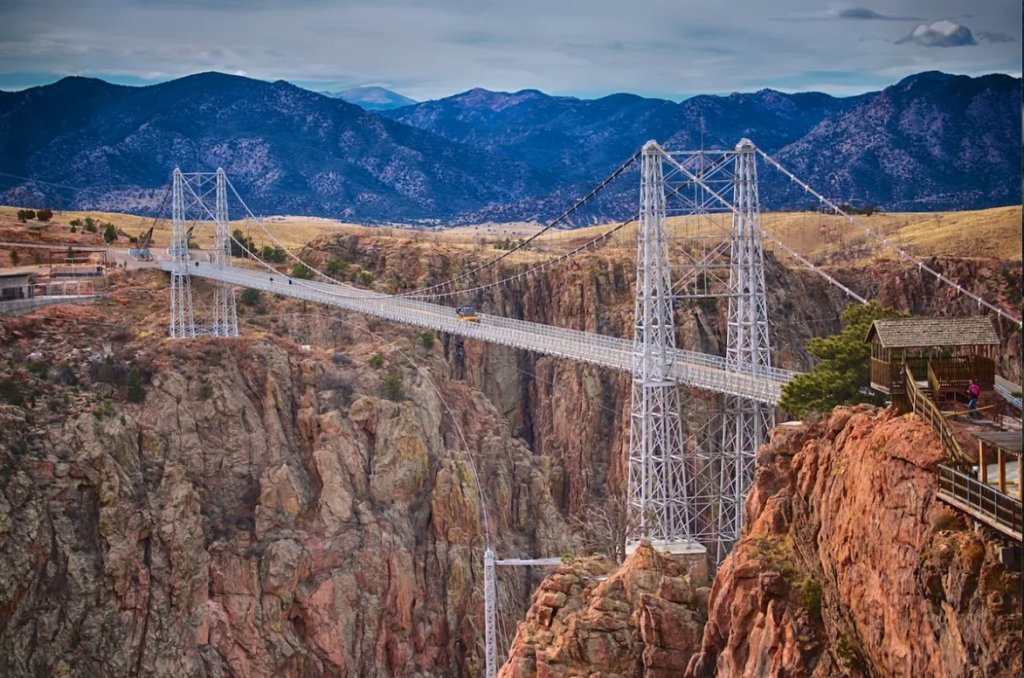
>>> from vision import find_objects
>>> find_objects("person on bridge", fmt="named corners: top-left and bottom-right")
top-left (967, 379), bottom-right (982, 420)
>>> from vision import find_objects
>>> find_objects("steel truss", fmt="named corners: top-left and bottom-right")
top-left (627, 142), bottom-right (692, 544)
top-left (168, 168), bottom-right (238, 339)
top-left (628, 139), bottom-right (773, 565)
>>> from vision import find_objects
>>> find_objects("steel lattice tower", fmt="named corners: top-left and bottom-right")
top-left (169, 169), bottom-right (196, 338)
top-left (483, 549), bottom-right (498, 678)
top-left (627, 139), bottom-right (773, 564)
top-left (168, 168), bottom-right (239, 339)
top-left (627, 141), bottom-right (692, 545)
top-left (210, 169), bottom-right (239, 337)
top-left (717, 140), bottom-right (773, 559)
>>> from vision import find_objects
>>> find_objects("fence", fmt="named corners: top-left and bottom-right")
top-left (905, 361), bottom-right (971, 468)
top-left (937, 465), bottom-right (1022, 541)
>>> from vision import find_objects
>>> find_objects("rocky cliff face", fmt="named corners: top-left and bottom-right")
top-left (498, 543), bottom-right (709, 678)
top-left (687, 405), bottom-right (1022, 678)
top-left (0, 293), bottom-right (572, 677)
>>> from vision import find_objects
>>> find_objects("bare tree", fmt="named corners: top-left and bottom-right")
top-left (571, 485), bottom-right (645, 565)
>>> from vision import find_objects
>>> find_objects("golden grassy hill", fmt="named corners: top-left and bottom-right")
top-left (0, 204), bottom-right (1019, 266)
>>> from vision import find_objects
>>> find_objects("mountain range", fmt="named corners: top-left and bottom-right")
top-left (0, 71), bottom-right (1019, 223)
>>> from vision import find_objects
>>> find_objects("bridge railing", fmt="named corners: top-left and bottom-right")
top-left (937, 465), bottom-right (1022, 541)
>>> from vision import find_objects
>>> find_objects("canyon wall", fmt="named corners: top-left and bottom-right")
top-left (0, 296), bottom-right (571, 677)
top-left (688, 405), bottom-right (1022, 678)
top-left (1, 232), bottom-right (1020, 678)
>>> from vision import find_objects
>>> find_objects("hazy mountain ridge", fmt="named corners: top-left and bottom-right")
top-left (0, 71), bottom-right (1019, 223)
top-left (321, 86), bottom-right (417, 111)
top-left (768, 73), bottom-right (1023, 210)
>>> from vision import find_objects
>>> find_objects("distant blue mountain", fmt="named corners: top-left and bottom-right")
top-left (384, 73), bottom-right (1022, 218)
top-left (0, 71), bottom-right (1019, 222)
top-left (322, 86), bottom-right (417, 111)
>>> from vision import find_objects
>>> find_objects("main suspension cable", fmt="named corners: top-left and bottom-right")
top-left (757, 149), bottom-right (1022, 327)
top-left (396, 149), bottom-right (643, 298)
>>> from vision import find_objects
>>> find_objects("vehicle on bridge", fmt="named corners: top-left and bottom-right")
top-left (456, 305), bottom-right (479, 323)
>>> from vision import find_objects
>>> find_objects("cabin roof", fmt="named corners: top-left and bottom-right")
top-left (865, 317), bottom-right (1000, 349)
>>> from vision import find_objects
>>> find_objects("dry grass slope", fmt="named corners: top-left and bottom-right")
top-left (0, 204), bottom-right (1019, 265)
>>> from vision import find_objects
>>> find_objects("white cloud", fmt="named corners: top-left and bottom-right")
top-left (896, 20), bottom-right (976, 47)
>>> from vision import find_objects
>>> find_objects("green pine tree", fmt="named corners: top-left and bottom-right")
top-left (126, 368), bottom-right (146, 403)
top-left (779, 302), bottom-right (905, 418)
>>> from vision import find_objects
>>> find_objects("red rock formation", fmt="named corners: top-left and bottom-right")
top-left (688, 405), bottom-right (1022, 678)
top-left (498, 543), bottom-right (709, 678)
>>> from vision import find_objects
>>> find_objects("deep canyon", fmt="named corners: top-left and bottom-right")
top-left (0, 233), bottom-right (1021, 677)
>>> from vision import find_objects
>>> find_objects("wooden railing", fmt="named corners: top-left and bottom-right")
top-left (938, 465), bottom-right (1022, 542)
top-left (929, 356), bottom-right (996, 389)
top-left (926, 362), bottom-right (942, 404)
top-left (905, 362), bottom-right (972, 468)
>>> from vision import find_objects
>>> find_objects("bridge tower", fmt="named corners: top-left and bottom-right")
top-left (169, 168), bottom-right (195, 338)
top-left (718, 139), bottom-right (773, 558)
top-left (627, 139), bottom-right (773, 564)
top-left (627, 141), bottom-right (693, 547)
top-left (168, 168), bottom-right (239, 339)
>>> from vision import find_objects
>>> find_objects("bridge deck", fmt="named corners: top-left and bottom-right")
top-left (995, 376), bottom-right (1022, 411)
top-left (166, 261), bottom-right (793, 403)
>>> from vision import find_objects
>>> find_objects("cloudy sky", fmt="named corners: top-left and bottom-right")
top-left (0, 0), bottom-right (1019, 100)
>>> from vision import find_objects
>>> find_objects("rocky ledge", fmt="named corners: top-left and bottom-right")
top-left (500, 406), bottom-right (1022, 678)
top-left (498, 542), bottom-right (709, 678)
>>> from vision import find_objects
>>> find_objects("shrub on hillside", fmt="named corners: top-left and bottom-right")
top-left (325, 259), bottom-right (349, 275)
top-left (126, 368), bottom-right (147, 403)
top-left (240, 288), bottom-right (262, 307)
top-left (383, 373), bottom-right (404, 401)
top-left (290, 262), bottom-right (315, 280)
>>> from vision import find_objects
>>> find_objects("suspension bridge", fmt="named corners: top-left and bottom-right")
top-left (158, 139), bottom-right (1021, 677)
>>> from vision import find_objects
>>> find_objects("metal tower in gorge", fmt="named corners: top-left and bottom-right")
top-left (627, 139), bottom-right (773, 563)
top-left (168, 168), bottom-right (239, 339)
top-left (627, 141), bottom-right (692, 548)
top-left (718, 140), bottom-right (773, 556)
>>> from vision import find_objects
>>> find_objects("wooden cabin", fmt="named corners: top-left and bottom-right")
top-left (866, 317), bottom-right (999, 408)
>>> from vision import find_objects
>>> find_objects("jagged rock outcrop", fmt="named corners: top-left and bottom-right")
top-left (688, 405), bottom-right (1022, 678)
top-left (0, 302), bottom-right (572, 677)
top-left (498, 543), bottom-right (709, 678)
